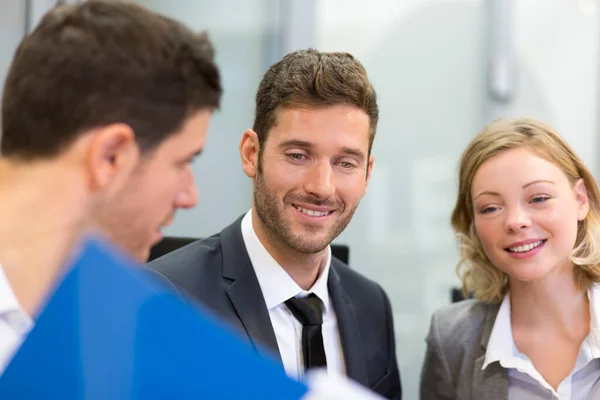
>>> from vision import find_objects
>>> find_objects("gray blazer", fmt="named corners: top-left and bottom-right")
top-left (420, 299), bottom-right (508, 400)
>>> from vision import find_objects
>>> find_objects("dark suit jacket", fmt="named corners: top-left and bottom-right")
top-left (145, 216), bottom-right (401, 399)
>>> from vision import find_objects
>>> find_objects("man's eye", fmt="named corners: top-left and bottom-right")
top-left (287, 153), bottom-right (306, 161)
top-left (339, 162), bottom-right (356, 169)
top-left (181, 158), bottom-right (194, 166)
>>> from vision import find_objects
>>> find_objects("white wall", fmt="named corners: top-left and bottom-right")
top-left (508, 0), bottom-right (599, 175)
top-left (316, 0), bottom-right (599, 398)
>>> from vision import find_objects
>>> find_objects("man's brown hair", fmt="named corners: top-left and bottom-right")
top-left (253, 49), bottom-right (378, 154)
top-left (1, 0), bottom-right (222, 160)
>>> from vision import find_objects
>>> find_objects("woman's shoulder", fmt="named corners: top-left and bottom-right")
top-left (429, 299), bottom-right (499, 347)
top-left (432, 299), bottom-right (494, 325)
top-left (422, 300), bottom-right (501, 396)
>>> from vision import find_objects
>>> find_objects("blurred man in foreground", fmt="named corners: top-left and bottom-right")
top-left (0, 2), bottom-right (387, 398)
top-left (0, 0), bottom-right (221, 372)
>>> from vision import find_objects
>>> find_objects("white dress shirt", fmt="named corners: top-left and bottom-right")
top-left (483, 284), bottom-right (600, 399)
top-left (0, 262), bottom-right (33, 374)
top-left (241, 210), bottom-right (346, 379)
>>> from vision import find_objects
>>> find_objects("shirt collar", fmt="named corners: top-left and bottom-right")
top-left (0, 262), bottom-right (32, 334)
top-left (484, 283), bottom-right (600, 370)
top-left (241, 210), bottom-right (332, 313)
top-left (482, 293), bottom-right (518, 370)
top-left (0, 262), bottom-right (22, 316)
top-left (586, 283), bottom-right (600, 357)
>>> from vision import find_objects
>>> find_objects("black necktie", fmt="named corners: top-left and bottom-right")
top-left (285, 294), bottom-right (327, 370)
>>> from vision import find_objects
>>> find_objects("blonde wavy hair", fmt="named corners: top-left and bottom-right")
top-left (452, 117), bottom-right (600, 303)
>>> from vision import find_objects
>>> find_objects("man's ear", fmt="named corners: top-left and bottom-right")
top-left (85, 123), bottom-right (140, 196)
top-left (239, 128), bottom-right (260, 179)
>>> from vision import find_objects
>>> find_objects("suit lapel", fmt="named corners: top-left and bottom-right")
top-left (220, 217), bottom-right (282, 364)
top-left (328, 262), bottom-right (369, 387)
top-left (472, 303), bottom-right (508, 400)
top-left (472, 359), bottom-right (508, 400)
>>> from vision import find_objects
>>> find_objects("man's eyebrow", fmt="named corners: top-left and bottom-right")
top-left (192, 149), bottom-right (203, 157)
top-left (184, 148), bottom-right (203, 162)
top-left (341, 147), bottom-right (365, 160)
top-left (278, 139), bottom-right (312, 149)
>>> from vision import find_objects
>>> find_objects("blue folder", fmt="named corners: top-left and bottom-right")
top-left (0, 237), bottom-right (308, 400)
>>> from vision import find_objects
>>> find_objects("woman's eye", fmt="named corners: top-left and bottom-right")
top-left (480, 206), bottom-right (498, 214)
top-left (531, 196), bottom-right (550, 204)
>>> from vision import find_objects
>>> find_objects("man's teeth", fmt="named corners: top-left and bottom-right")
top-left (509, 240), bottom-right (544, 253)
top-left (296, 206), bottom-right (329, 217)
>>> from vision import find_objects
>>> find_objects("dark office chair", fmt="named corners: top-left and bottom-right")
top-left (451, 287), bottom-right (474, 303)
top-left (451, 287), bottom-right (464, 303)
top-left (149, 236), bottom-right (351, 265)
top-left (149, 237), bottom-right (196, 261)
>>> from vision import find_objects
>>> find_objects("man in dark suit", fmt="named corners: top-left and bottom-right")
top-left (146, 49), bottom-right (401, 399)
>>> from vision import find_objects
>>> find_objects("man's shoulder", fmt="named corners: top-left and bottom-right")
top-left (331, 257), bottom-right (382, 291)
top-left (144, 233), bottom-right (228, 293)
top-left (143, 233), bottom-right (227, 300)
top-left (145, 215), bottom-right (245, 275)
top-left (147, 233), bottom-right (223, 269)
top-left (330, 258), bottom-right (388, 305)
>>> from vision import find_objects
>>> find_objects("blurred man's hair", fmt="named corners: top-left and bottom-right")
top-left (1, 0), bottom-right (222, 160)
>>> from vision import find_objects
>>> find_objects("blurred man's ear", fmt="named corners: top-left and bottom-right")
top-left (364, 155), bottom-right (375, 196)
top-left (239, 129), bottom-right (260, 179)
top-left (85, 123), bottom-right (140, 198)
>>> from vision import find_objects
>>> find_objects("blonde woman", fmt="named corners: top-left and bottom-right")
top-left (420, 118), bottom-right (600, 399)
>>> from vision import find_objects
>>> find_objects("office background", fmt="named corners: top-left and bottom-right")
top-left (1, 1), bottom-right (599, 398)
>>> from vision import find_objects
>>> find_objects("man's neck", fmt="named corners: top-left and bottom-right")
top-left (0, 159), bottom-right (89, 317)
top-left (251, 210), bottom-right (327, 291)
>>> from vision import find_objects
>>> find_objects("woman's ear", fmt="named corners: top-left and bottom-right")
top-left (575, 178), bottom-right (590, 221)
